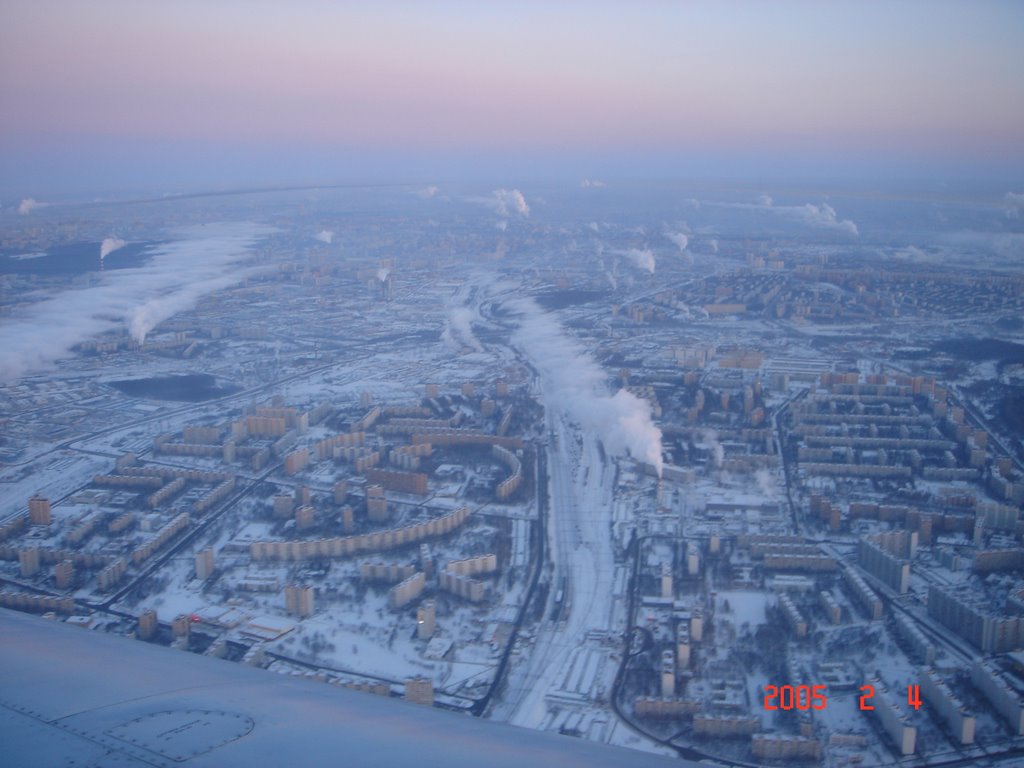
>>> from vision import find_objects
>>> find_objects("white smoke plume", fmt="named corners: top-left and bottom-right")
top-left (709, 238), bottom-right (719, 253)
top-left (418, 185), bottom-right (440, 199)
top-left (314, 229), bottom-right (334, 244)
top-left (606, 271), bottom-right (618, 290)
top-left (493, 188), bottom-right (530, 217)
top-left (754, 469), bottom-right (775, 497)
top-left (127, 273), bottom-right (247, 343)
top-left (891, 245), bottom-right (936, 263)
top-left (18, 198), bottom-right (41, 215)
top-left (467, 188), bottom-right (529, 218)
top-left (710, 198), bottom-right (859, 236)
top-left (665, 231), bottom-right (689, 252)
top-left (580, 179), bottom-right (608, 188)
top-left (496, 220), bottom-right (508, 232)
top-left (622, 248), bottom-right (655, 274)
top-left (507, 297), bottom-right (663, 476)
top-left (943, 230), bottom-right (1024, 261)
top-left (1005, 192), bottom-right (1024, 219)
top-left (702, 429), bottom-right (724, 468)
top-left (442, 306), bottom-right (483, 353)
top-left (376, 267), bottom-right (390, 282)
top-left (755, 197), bottom-right (858, 235)
top-left (0, 222), bottom-right (273, 380)
top-left (100, 237), bottom-right (126, 260)
top-left (800, 203), bottom-right (859, 236)
top-left (588, 222), bottom-right (600, 232)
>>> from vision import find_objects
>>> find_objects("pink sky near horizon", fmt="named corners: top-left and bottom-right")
top-left (1, 1), bottom-right (1022, 186)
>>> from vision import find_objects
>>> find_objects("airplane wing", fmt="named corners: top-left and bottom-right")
top-left (0, 608), bottom-right (691, 767)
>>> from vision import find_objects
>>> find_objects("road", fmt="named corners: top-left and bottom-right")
top-left (773, 387), bottom-right (808, 534)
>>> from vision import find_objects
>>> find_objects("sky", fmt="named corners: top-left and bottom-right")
top-left (1, 0), bottom-right (1022, 194)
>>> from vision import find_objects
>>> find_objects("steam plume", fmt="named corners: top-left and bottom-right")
top-left (0, 222), bottom-right (272, 379)
top-left (801, 203), bottom-right (858, 236)
top-left (18, 198), bottom-right (40, 215)
top-left (127, 273), bottom-right (246, 343)
top-left (314, 230), bottom-right (334, 244)
top-left (710, 198), bottom-right (859, 236)
top-left (623, 248), bottom-right (655, 273)
top-left (702, 429), bottom-right (724, 468)
top-left (665, 231), bottom-right (689, 252)
top-left (1005, 192), bottom-right (1024, 219)
top-left (442, 306), bottom-right (483, 353)
top-left (493, 188), bottom-right (530, 217)
top-left (507, 297), bottom-right (663, 476)
top-left (100, 237), bottom-right (126, 260)
top-left (755, 469), bottom-right (775, 497)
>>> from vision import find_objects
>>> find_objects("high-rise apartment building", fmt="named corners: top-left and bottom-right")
top-left (138, 610), bottom-right (158, 640)
top-left (366, 485), bottom-right (388, 522)
top-left (28, 496), bottom-right (51, 526)
top-left (195, 548), bottom-right (215, 580)
top-left (417, 600), bottom-right (436, 640)
top-left (285, 584), bottom-right (315, 618)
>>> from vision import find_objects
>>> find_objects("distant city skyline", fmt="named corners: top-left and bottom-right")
top-left (2, 0), bottom-right (1023, 194)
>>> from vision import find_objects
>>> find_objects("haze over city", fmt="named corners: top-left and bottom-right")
top-left (2, 0), bottom-right (1023, 193)
top-left (2, 3), bottom-right (1024, 768)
